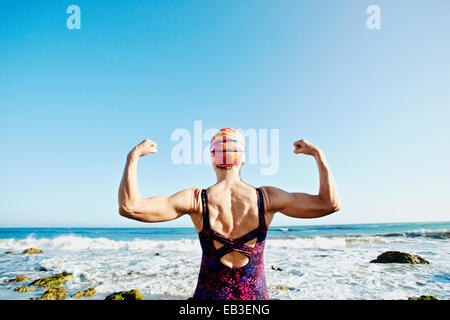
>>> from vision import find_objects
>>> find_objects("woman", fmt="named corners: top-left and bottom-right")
top-left (118, 128), bottom-right (340, 300)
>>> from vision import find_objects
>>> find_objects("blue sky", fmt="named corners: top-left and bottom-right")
top-left (0, 0), bottom-right (449, 227)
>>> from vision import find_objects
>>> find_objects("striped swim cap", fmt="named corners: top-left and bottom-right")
top-left (210, 128), bottom-right (246, 167)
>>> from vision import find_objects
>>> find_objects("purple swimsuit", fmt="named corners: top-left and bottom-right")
top-left (193, 188), bottom-right (269, 300)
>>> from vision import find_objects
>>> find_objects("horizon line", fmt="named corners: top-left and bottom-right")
top-left (0, 220), bottom-right (448, 229)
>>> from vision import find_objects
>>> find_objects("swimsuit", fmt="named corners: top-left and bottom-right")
top-left (192, 188), bottom-right (269, 300)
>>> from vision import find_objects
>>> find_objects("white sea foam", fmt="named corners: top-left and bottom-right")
top-left (0, 235), bottom-right (201, 252)
top-left (1, 232), bottom-right (449, 300)
top-left (0, 234), bottom-right (415, 252)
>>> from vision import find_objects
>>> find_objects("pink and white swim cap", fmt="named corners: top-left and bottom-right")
top-left (210, 128), bottom-right (246, 167)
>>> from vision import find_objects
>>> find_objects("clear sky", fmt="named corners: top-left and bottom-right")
top-left (1, 0), bottom-right (449, 227)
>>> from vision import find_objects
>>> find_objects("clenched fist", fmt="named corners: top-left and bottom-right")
top-left (130, 139), bottom-right (158, 158)
top-left (293, 139), bottom-right (321, 156)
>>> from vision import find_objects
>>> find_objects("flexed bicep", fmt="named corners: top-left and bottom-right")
top-left (118, 138), bottom-right (202, 223)
top-left (261, 186), bottom-right (338, 219)
top-left (120, 188), bottom-right (202, 223)
top-left (260, 139), bottom-right (340, 219)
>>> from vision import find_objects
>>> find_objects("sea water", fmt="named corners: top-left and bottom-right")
top-left (0, 222), bottom-right (448, 300)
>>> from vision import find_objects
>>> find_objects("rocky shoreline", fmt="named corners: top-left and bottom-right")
top-left (3, 247), bottom-right (440, 300)
top-left (4, 247), bottom-right (146, 300)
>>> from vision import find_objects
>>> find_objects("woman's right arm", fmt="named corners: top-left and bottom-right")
top-left (118, 139), bottom-right (201, 222)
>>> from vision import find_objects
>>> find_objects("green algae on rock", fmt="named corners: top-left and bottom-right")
top-left (73, 288), bottom-right (97, 298)
top-left (9, 275), bottom-right (29, 282)
top-left (105, 289), bottom-right (145, 300)
top-left (72, 291), bottom-right (84, 298)
top-left (370, 251), bottom-right (430, 264)
top-left (22, 248), bottom-right (43, 254)
top-left (14, 286), bottom-right (36, 293)
top-left (37, 287), bottom-right (67, 300)
top-left (273, 285), bottom-right (293, 290)
top-left (408, 295), bottom-right (438, 300)
top-left (30, 272), bottom-right (73, 289)
top-left (84, 288), bottom-right (97, 297)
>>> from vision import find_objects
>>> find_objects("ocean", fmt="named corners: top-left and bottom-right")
top-left (0, 221), bottom-right (448, 300)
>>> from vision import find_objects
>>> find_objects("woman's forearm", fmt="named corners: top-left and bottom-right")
top-left (118, 139), bottom-right (158, 217)
top-left (118, 151), bottom-right (141, 214)
top-left (313, 150), bottom-right (340, 210)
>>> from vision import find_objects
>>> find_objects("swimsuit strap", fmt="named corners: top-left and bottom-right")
top-left (215, 241), bottom-right (254, 258)
top-left (256, 188), bottom-right (267, 231)
top-left (201, 189), bottom-right (211, 232)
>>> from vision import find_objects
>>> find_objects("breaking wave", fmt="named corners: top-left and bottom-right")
top-left (377, 230), bottom-right (450, 239)
top-left (0, 229), bottom-right (447, 252)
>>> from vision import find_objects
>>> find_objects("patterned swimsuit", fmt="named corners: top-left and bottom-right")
top-left (192, 188), bottom-right (269, 300)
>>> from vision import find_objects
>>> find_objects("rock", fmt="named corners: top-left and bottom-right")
top-left (273, 285), bottom-right (293, 290)
top-left (73, 288), bottom-right (97, 298)
top-left (271, 265), bottom-right (283, 271)
top-left (5, 251), bottom-right (14, 254)
top-left (84, 288), bottom-right (96, 297)
top-left (370, 251), bottom-right (430, 264)
top-left (105, 289), bottom-right (145, 300)
top-left (408, 295), bottom-right (438, 300)
top-left (36, 267), bottom-right (48, 272)
top-left (14, 286), bottom-right (36, 293)
top-left (30, 272), bottom-right (73, 289)
top-left (22, 248), bottom-right (43, 254)
top-left (9, 275), bottom-right (29, 282)
top-left (37, 287), bottom-right (67, 300)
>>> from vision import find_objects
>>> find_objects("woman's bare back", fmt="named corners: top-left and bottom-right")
top-left (191, 181), bottom-right (274, 268)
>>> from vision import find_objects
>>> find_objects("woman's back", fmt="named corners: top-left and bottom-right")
top-left (197, 181), bottom-right (272, 268)
top-left (192, 181), bottom-right (271, 300)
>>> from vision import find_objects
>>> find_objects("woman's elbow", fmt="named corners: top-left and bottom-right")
top-left (318, 199), bottom-right (340, 216)
top-left (326, 201), bottom-right (341, 214)
top-left (119, 207), bottom-right (130, 218)
top-left (118, 202), bottom-right (135, 218)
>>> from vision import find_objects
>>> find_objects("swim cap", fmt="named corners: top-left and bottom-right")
top-left (210, 128), bottom-right (246, 167)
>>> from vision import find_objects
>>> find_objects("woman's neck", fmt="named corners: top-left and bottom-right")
top-left (214, 166), bottom-right (242, 184)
